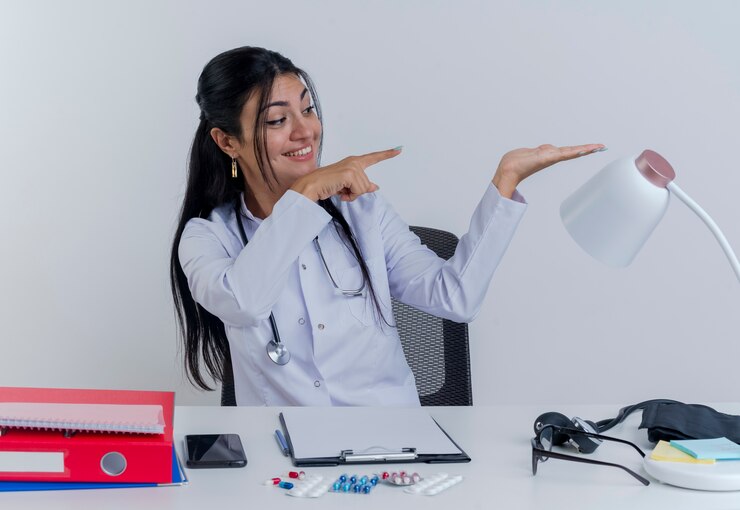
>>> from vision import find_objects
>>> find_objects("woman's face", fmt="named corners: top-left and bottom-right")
top-left (238, 74), bottom-right (322, 189)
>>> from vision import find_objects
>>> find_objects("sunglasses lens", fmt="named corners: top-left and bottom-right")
top-left (530, 438), bottom-right (543, 475)
top-left (539, 427), bottom-right (553, 452)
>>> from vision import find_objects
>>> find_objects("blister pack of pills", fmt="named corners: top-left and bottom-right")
top-left (403, 473), bottom-right (463, 496)
top-left (264, 471), bottom-right (331, 498)
top-left (330, 473), bottom-right (379, 494)
top-left (285, 474), bottom-right (332, 498)
top-left (377, 470), bottom-right (422, 486)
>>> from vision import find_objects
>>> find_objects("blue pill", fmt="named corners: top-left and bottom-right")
top-left (370, 476), bottom-right (379, 486)
top-left (339, 474), bottom-right (347, 483)
top-left (353, 484), bottom-right (362, 493)
top-left (332, 482), bottom-right (341, 491)
top-left (278, 481), bottom-right (293, 489)
top-left (360, 475), bottom-right (368, 485)
top-left (342, 482), bottom-right (351, 492)
top-left (350, 475), bottom-right (357, 484)
top-left (363, 485), bottom-right (372, 494)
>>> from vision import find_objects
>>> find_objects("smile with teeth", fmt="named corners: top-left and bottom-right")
top-left (283, 146), bottom-right (312, 157)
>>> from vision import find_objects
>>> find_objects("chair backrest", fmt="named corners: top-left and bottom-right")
top-left (221, 356), bottom-right (236, 406)
top-left (392, 226), bottom-right (472, 406)
top-left (221, 225), bottom-right (472, 407)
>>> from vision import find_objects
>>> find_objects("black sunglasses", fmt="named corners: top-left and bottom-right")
top-left (531, 425), bottom-right (650, 486)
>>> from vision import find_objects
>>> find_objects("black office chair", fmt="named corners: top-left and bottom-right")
top-left (221, 355), bottom-right (236, 407)
top-left (392, 226), bottom-right (472, 406)
top-left (220, 225), bottom-right (472, 407)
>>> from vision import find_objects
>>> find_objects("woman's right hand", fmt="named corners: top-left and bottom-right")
top-left (291, 147), bottom-right (402, 202)
top-left (492, 143), bottom-right (606, 198)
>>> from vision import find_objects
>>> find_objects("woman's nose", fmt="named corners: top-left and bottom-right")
top-left (291, 114), bottom-right (315, 140)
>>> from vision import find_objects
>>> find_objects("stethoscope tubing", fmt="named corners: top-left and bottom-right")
top-left (234, 201), bottom-right (290, 365)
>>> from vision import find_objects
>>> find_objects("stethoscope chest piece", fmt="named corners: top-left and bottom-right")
top-left (267, 339), bottom-right (291, 365)
top-left (235, 201), bottom-right (293, 366)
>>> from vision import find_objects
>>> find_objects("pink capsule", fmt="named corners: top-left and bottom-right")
top-left (288, 471), bottom-right (306, 480)
top-left (381, 471), bottom-right (390, 480)
top-left (264, 477), bottom-right (281, 485)
top-left (402, 475), bottom-right (411, 484)
top-left (399, 471), bottom-right (406, 477)
top-left (411, 472), bottom-right (421, 482)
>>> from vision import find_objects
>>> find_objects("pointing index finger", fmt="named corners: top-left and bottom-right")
top-left (356, 146), bottom-right (403, 168)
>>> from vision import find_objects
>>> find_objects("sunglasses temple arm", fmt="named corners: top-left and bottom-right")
top-left (556, 427), bottom-right (647, 458)
top-left (585, 432), bottom-right (647, 458)
top-left (539, 449), bottom-right (650, 486)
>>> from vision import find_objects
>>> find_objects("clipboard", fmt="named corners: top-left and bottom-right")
top-left (279, 407), bottom-right (471, 467)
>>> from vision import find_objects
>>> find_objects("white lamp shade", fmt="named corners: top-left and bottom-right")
top-left (560, 150), bottom-right (676, 267)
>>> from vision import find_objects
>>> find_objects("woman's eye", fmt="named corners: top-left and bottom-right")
top-left (265, 117), bottom-right (286, 126)
top-left (303, 105), bottom-right (315, 115)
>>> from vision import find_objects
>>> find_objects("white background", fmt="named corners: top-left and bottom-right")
top-left (1, 0), bottom-right (738, 406)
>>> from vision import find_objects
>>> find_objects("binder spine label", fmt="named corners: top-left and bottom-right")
top-left (0, 452), bottom-right (64, 473)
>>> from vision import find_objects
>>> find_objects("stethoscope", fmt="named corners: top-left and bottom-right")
top-left (234, 201), bottom-right (367, 365)
top-left (235, 202), bottom-right (291, 365)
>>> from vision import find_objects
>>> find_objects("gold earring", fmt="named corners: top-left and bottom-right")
top-left (231, 158), bottom-right (238, 178)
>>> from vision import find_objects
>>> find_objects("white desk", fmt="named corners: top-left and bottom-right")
top-left (3, 404), bottom-right (740, 509)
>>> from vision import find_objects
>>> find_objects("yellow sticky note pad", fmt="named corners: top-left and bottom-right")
top-left (650, 440), bottom-right (715, 464)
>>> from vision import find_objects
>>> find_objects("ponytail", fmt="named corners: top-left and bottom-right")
top-left (169, 118), bottom-right (241, 390)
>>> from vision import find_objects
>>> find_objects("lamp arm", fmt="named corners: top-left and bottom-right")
top-left (666, 181), bottom-right (740, 282)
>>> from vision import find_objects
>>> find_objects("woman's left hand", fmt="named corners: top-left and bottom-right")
top-left (492, 143), bottom-right (606, 198)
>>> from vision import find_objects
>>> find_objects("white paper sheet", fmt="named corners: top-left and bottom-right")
top-left (0, 402), bottom-right (165, 434)
top-left (281, 407), bottom-right (462, 460)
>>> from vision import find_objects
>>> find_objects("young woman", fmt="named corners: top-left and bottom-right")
top-left (170, 46), bottom-right (604, 406)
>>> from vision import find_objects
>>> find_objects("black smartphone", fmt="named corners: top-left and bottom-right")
top-left (185, 434), bottom-right (247, 468)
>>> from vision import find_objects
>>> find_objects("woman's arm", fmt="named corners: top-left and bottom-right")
top-left (178, 191), bottom-right (331, 327)
top-left (380, 183), bottom-right (526, 322)
top-left (178, 147), bottom-right (402, 328)
top-left (382, 143), bottom-right (606, 321)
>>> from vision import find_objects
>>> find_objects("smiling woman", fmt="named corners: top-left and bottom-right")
top-left (169, 46), bottom-right (604, 407)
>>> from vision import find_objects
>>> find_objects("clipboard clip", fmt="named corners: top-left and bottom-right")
top-left (340, 447), bottom-right (418, 463)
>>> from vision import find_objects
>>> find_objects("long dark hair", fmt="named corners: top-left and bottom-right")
top-left (170, 47), bottom-right (387, 391)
